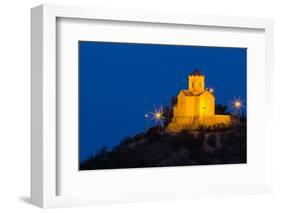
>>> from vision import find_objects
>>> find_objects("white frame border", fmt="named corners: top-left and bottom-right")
top-left (31, 4), bottom-right (274, 208)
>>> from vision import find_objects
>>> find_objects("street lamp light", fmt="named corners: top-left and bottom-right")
top-left (155, 112), bottom-right (161, 119)
top-left (234, 101), bottom-right (241, 109)
top-left (144, 113), bottom-right (149, 131)
top-left (232, 98), bottom-right (243, 132)
top-left (152, 106), bottom-right (165, 132)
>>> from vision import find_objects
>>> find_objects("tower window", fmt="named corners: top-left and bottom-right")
top-left (192, 82), bottom-right (194, 88)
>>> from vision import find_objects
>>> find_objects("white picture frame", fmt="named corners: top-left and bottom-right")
top-left (31, 4), bottom-right (274, 208)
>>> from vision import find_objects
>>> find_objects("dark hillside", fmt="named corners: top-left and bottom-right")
top-left (80, 122), bottom-right (246, 170)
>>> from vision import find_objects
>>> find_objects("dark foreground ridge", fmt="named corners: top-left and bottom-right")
top-left (80, 122), bottom-right (246, 170)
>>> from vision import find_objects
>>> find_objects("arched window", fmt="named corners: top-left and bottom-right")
top-left (192, 82), bottom-right (194, 88)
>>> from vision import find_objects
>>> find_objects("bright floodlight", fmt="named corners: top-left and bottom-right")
top-left (151, 106), bottom-right (164, 123)
top-left (156, 112), bottom-right (161, 119)
top-left (234, 101), bottom-right (241, 108)
top-left (231, 98), bottom-right (243, 111)
top-left (145, 113), bottom-right (149, 118)
top-left (232, 98), bottom-right (243, 110)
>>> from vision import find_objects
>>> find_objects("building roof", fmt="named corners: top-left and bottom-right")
top-left (181, 90), bottom-right (203, 96)
top-left (180, 90), bottom-right (214, 97)
top-left (189, 69), bottom-right (204, 76)
top-left (181, 90), bottom-right (194, 96)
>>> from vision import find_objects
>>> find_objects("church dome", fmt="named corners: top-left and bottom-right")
top-left (189, 69), bottom-right (204, 76)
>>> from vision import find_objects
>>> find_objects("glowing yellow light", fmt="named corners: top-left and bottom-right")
top-left (156, 112), bottom-right (161, 119)
top-left (232, 98), bottom-right (243, 110)
top-left (234, 101), bottom-right (241, 108)
top-left (151, 106), bottom-right (165, 124)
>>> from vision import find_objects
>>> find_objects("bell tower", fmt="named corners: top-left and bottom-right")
top-left (188, 69), bottom-right (205, 94)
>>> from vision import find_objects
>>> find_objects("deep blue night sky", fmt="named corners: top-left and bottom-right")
top-left (79, 41), bottom-right (247, 161)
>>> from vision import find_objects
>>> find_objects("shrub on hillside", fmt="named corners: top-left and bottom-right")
top-left (146, 127), bottom-right (162, 141)
top-left (207, 134), bottom-right (216, 148)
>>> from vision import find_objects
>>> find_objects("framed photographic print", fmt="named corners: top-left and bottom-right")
top-left (31, 4), bottom-right (274, 208)
top-left (78, 42), bottom-right (247, 171)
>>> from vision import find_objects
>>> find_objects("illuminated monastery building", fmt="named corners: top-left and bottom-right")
top-left (167, 70), bottom-right (231, 132)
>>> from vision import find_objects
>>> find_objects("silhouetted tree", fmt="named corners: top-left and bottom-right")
top-left (171, 96), bottom-right (178, 107)
top-left (146, 126), bottom-right (161, 141)
top-left (240, 112), bottom-right (246, 122)
top-left (215, 104), bottom-right (229, 115)
top-left (163, 106), bottom-right (173, 127)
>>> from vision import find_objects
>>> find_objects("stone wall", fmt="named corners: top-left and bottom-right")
top-left (166, 115), bottom-right (231, 133)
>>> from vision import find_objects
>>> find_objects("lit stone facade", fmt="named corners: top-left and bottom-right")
top-left (167, 70), bottom-right (231, 132)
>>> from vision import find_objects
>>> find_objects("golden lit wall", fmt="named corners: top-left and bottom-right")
top-left (174, 90), bottom-right (214, 119)
top-left (173, 92), bottom-right (186, 117)
top-left (188, 75), bottom-right (205, 94)
top-left (166, 72), bottom-right (231, 132)
top-left (213, 115), bottom-right (231, 124)
top-left (174, 92), bottom-right (197, 117)
top-left (198, 92), bottom-right (215, 117)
